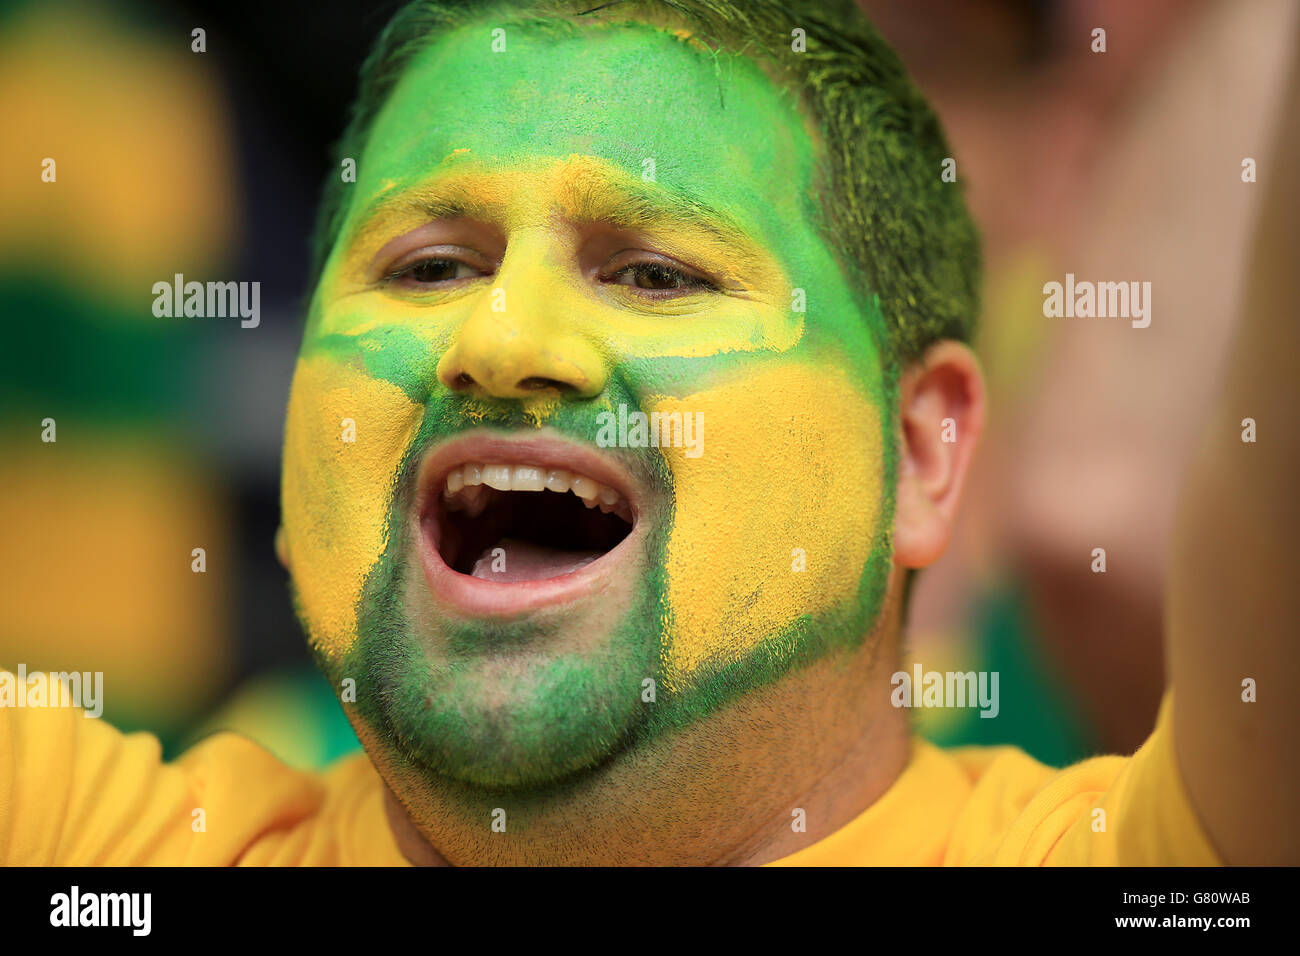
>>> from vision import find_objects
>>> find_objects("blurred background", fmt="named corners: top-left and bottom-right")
top-left (1, 0), bottom-right (1295, 768)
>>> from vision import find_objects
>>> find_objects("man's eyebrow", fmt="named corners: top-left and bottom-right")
top-left (347, 174), bottom-right (761, 252)
top-left (346, 182), bottom-right (493, 246)
top-left (562, 177), bottom-right (758, 249)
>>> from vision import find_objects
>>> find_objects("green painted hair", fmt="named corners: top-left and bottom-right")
top-left (312, 0), bottom-right (981, 368)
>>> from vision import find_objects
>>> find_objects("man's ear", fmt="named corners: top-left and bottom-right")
top-left (893, 340), bottom-right (986, 569)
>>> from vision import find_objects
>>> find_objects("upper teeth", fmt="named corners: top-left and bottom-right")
top-left (443, 462), bottom-right (632, 521)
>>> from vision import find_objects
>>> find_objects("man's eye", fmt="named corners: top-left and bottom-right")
top-left (608, 262), bottom-right (715, 295)
top-left (389, 257), bottom-right (485, 285)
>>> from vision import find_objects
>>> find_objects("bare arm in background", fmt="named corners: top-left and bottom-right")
top-left (1168, 16), bottom-right (1300, 865)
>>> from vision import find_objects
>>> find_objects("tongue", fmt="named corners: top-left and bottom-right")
top-left (469, 537), bottom-right (603, 582)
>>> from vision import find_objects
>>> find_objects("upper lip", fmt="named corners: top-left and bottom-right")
top-left (414, 430), bottom-right (644, 525)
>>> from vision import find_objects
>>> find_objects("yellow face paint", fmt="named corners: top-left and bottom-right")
top-left (655, 363), bottom-right (884, 688)
top-left (281, 355), bottom-right (423, 658)
top-left (283, 20), bottom-right (899, 790)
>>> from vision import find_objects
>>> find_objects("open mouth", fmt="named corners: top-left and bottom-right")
top-left (438, 463), bottom-right (634, 580)
top-left (416, 437), bottom-right (644, 615)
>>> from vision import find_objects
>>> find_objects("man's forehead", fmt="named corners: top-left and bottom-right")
top-left (346, 19), bottom-right (816, 250)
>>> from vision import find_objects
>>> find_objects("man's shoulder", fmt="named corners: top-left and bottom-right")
top-left (772, 698), bottom-right (1217, 866)
top-left (0, 691), bottom-right (405, 866)
top-left (936, 740), bottom-right (1128, 863)
top-left (179, 733), bottom-right (406, 866)
top-left (944, 739), bottom-right (1129, 818)
top-left (936, 693), bottom-right (1220, 865)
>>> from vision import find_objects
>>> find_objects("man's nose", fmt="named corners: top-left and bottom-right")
top-left (435, 257), bottom-right (606, 401)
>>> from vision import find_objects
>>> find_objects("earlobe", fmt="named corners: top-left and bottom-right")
top-left (892, 341), bottom-right (986, 570)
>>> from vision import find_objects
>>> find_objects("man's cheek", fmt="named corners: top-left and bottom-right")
top-left (281, 355), bottom-right (424, 659)
top-left (654, 362), bottom-right (885, 690)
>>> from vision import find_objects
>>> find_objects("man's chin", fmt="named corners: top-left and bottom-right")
top-left (373, 643), bottom-right (653, 790)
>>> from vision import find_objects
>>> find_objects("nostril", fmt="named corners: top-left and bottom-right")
top-left (517, 377), bottom-right (577, 394)
top-left (454, 372), bottom-right (476, 390)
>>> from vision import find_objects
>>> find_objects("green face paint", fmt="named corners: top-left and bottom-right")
top-left (282, 18), bottom-right (895, 795)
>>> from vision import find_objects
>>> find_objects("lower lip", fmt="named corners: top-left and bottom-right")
top-left (417, 500), bottom-right (642, 618)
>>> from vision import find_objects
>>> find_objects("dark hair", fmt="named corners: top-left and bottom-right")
top-left (312, 0), bottom-right (980, 369)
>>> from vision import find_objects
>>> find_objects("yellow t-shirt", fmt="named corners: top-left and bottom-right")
top-left (0, 682), bottom-right (1219, 865)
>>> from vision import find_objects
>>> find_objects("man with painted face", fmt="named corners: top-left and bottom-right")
top-left (2, 0), bottom-right (1296, 866)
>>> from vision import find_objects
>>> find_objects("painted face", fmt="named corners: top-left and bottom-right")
top-left (282, 19), bottom-right (894, 791)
